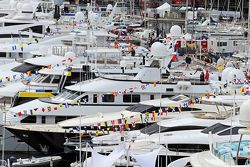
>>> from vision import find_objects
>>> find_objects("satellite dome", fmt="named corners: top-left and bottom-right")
top-left (65, 52), bottom-right (76, 58)
top-left (107, 4), bottom-right (113, 11)
top-left (239, 99), bottom-right (250, 126)
top-left (150, 42), bottom-right (168, 58)
top-left (227, 69), bottom-right (245, 83)
top-left (75, 12), bottom-right (85, 24)
top-left (217, 57), bottom-right (225, 65)
top-left (21, 4), bottom-right (33, 13)
top-left (221, 67), bottom-right (234, 82)
top-left (170, 25), bottom-right (182, 38)
top-left (226, 61), bottom-right (234, 68)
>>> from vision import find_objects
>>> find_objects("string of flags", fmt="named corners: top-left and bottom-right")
top-left (113, 82), bottom-right (157, 96)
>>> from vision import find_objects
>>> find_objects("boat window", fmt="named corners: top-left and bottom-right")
top-left (201, 123), bottom-right (230, 134)
top-left (68, 91), bottom-right (82, 100)
top-left (51, 75), bottom-right (61, 84)
top-left (80, 95), bottom-right (89, 103)
top-left (33, 74), bottom-right (48, 83)
top-left (93, 94), bottom-right (98, 103)
top-left (54, 90), bottom-right (80, 100)
top-left (55, 116), bottom-right (76, 123)
top-left (42, 116), bottom-right (46, 124)
top-left (150, 95), bottom-right (154, 100)
top-left (168, 144), bottom-right (209, 153)
top-left (102, 94), bottom-right (115, 103)
top-left (20, 116), bottom-right (36, 123)
top-left (132, 95), bottom-right (140, 102)
top-left (217, 127), bottom-right (241, 136)
top-left (162, 95), bottom-right (172, 98)
top-left (42, 75), bottom-right (53, 83)
top-left (123, 94), bottom-right (140, 103)
top-left (169, 95), bottom-right (188, 101)
top-left (123, 95), bottom-right (131, 103)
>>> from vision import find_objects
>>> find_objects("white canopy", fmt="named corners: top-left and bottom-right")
top-left (84, 145), bottom-right (125, 167)
top-left (157, 2), bottom-right (171, 17)
top-left (157, 2), bottom-right (171, 12)
top-left (131, 147), bottom-right (162, 167)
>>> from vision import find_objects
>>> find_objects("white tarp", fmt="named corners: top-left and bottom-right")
top-left (157, 3), bottom-right (171, 17)
top-left (84, 145), bottom-right (125, 167)
top-left (131, 147), bottom-right (162, 167)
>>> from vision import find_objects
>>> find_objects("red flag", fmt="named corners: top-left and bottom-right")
top-left (42, 107), bottom-right (45, 112)
top-left (54, 107), bottom-right (58, 111)
top-left (18, 112), bottom-right (22, 117)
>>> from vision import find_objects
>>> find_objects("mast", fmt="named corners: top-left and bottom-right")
top-left (185, 0), bottom-right (189, 33)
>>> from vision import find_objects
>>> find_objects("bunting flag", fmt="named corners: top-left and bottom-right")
top-left (132, 121), bottom-right (136, 128)
top-left (47, 106), bottom-right (51, 112)
top-left (97, 123), bottom-right (101, 129)
top-left (152, 111), bottom-right (156, 121)
top-left (65, 102), bottom-right (69, 108)
top-left (18, 112), bottom-right (22, 117)
top-left (77, 100), bottom-right (81, 106)
top-left (42, 107), bottom-right (45, 112)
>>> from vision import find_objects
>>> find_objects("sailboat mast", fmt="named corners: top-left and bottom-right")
top-left (185, 0), bottom-right (189, 33)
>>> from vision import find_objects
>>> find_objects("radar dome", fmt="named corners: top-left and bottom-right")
top-left (170, 25), bottom-right (182, 38)
top-left (221, 67), bottom-right (234, 82)
top-left (227, 69), bottom-right (245, 83)
top-left (75, 12), bottom-right (85, 24)
top-left (107, 4), bottom-right (113, 11)
top-left (226, 61), bottom-right (234, 68)
top-left (239, 99), bottom-right (250, 126)
top-left (150, 42), bottom-right (168, 58)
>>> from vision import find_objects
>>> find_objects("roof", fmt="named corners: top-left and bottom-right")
top-left (157, 2), bottom-right (171, 12)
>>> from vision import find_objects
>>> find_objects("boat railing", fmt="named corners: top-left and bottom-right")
top-left (212, 142), bottom-right (236, 165)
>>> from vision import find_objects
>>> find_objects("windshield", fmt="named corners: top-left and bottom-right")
top-left (201, 123), bottom-right (230, 134)
top-left (54, 90), bottom-right (82, 100)
top-left (169, 95), bottom-right (188, 101)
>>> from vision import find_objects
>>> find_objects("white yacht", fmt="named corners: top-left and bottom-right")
top-left (6, 61), bottom-right (213, 125)
top-left (189, 99), bottom-right (250, 167)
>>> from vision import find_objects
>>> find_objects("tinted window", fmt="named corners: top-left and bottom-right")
top-left (42, 116), bottom-right (46, 124)
top-left (132, 95), bottom-right (140, 102)
top-left (201, 123), bottom-right (230, 134)
top-left (20, 116), bottom-right (37, 123)
top-left (218, 127), bottom-right (241, 136)
top-left (102, 94), bottom-right (114, 102)
top-left (123, 94), bottom-right (131, 103)
top-left (93, 94), bottom-right (97, 103)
